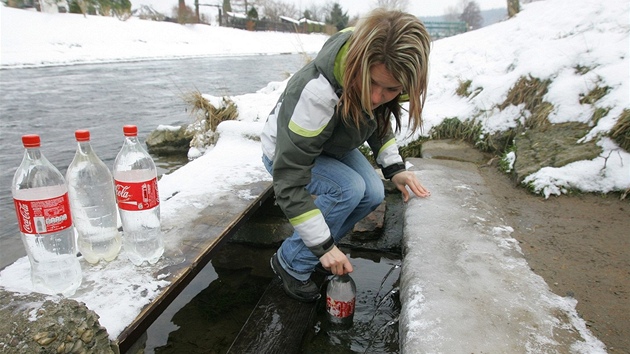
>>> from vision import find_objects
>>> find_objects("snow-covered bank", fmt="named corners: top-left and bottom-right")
top-left (411, 0), bottom-right (630, 197)
top-left (0, 6), bottom-right (328, 68)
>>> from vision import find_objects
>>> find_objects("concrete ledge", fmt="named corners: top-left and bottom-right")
top-left (399, 158), bottom-right (606, 353)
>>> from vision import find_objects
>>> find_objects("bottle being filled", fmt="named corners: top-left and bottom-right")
top-left (11, 134), bottom-right (82, 296)
top-left (326, 273), bottom-right (357, 329)
top-left (66, 129), bottom-right (121, 264)
top-left (113, 125), bottom-right (164, 266)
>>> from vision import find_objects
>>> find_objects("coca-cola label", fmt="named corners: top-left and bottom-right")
top-left (115, 177), bottom-right (159, 211)
top-left (13, 193), bottom-right (73, 235)
top-left (326, 296), bottom-right (356, 319)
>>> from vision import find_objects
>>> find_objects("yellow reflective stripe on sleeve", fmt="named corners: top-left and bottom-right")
top-left (289, 209), bottom-right (322, 226)
top-left (288, 119), bottom-right (327, 138)
top-left (378, 138), bottom-right (397, 155)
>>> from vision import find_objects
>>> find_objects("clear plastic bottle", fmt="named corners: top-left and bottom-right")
top-left (326, 274), bottom-right (357, 329)
top-left (113, 125), bottom-right (163, 266)
top-left (66, 129), bottom-right (121, 264)
top-left (11, 134), bottom-right (82, 296)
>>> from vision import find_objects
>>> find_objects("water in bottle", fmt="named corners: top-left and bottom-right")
top-left (113, 125), bottom-right (164, 266)
top-left (11, 134), bottom-right (82, 296)
top-left (66, 129), bottom-right (121, 264)
top-left (326, 273), bottom-right (357, 329)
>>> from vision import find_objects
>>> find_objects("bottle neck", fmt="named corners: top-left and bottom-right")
top-left (125, 136), bottom-right (140, 145)
top-left (77, 141), bottom-right (94, 155)
top-left (25, 146), bottom-right (43, 160)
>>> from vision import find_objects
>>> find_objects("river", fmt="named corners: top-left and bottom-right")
top-left (0, 54), bottom-right (307, 270)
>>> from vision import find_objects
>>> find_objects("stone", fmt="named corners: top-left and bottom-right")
top-left (0, 290), bottom-right (115, 354)
top-left (421, 139), bottom-right (490, 165)
top-left (351, 201), bottom-right (386, 241)
top-left (513, 122), bottom-right (601, 183)
top-left (145, 124), bottom-right (194, 156)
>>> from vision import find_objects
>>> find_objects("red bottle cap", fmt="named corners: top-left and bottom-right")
top-left (123, 125), bottom-right (138, 137)
top-left (75, 130), bottom-right (90, 142)
top-left (22, 134), bottom-right (41, 148)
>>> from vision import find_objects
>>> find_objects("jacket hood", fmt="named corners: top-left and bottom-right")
top-left (312, 29), bottom-right (353, 95)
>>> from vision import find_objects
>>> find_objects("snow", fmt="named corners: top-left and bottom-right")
top-left (0, 0), bottom-right (628, 345)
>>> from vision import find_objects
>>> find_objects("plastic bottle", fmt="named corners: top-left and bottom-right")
top-left (113, 125), bottom-right (163, 266)
top-left (326, 274), bottom-right (356, 329)
top-left (11, 134), bottom-right (82, 296)
top-left (66, 129), bottom-right (121, 264)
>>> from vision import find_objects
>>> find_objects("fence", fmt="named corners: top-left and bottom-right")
top-left (424, 21), bottom-right (468, 39)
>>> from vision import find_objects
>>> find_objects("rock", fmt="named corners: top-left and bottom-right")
top-left (145, 124), bottom-right (194, 156)
top-left (513, 122), bottom-right (601, 183)
top-left (0, 290), bottom-right (115, 354)
top-left (421, 139), bottom-right (489, 165)
top-left (351, 201), bottom-right (386, 241)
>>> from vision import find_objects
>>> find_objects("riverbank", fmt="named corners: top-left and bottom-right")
top-left (480, 158), bottom-right (629, 353)
top-left (419, 140), bottom-right (629, 353)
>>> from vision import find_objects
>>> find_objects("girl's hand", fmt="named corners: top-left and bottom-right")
top-left (319, 245), bottom-right (353, 275)
top-left (391, 171), bottom-right (430, 202)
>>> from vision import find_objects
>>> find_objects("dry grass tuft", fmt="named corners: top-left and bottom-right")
top-left (610, 109), bottom-right (630, 152)
top-left (579, 85), bottom-right (610, 105)
top-left (500, 75), bottom-right (552, 129)
top-left (456, 80), bottom-right (472, 97)
top-left (182, 90), bottom-right (238, 132)
top-left (428, 117), bottom-right (492, 150)
top-left (455, 79), bottom-right (482, 99)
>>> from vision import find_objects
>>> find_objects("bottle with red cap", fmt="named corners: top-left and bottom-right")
top-left (66, 129), bottom-right (121, 264)
top-left (113, 125), bottom-right (164, 266)
top-left (326, 273), bottom-right (357, 329)
top-left (11, 134), bottom-right (82, 296)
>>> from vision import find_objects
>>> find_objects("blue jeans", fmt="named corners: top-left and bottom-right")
top-left (263, 149), bottom-right (384, 281)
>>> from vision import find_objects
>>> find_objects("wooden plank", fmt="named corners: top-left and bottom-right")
top-left (114, 181), bottom-right (273, 353)
top-left (226, 278), bottom-right (318, 354)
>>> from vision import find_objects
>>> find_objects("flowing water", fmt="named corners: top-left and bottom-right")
top-left (0, 54), bottom-right (306, 269)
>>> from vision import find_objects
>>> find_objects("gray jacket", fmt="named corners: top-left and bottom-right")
top-left (260, 30), bottom-right (405, 256)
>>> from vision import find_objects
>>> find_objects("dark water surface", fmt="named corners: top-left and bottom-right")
top-left (144, 243), bottom-right (401, 354)
top-left (0, 54), bottom-right (305, 269)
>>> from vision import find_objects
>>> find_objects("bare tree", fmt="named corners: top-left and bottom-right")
top-left (258, 0), bottom-right (299, 21)
top-left (373, 0), bottom-right (408, 11)
top-left (460, 1), bottom-right (482, 29)
top-left (442, 0), bottom-right (466, 21)
top-left (507, 0), bottom-right (519, 17)
top-left (303, 4), bottom-right (326, 22)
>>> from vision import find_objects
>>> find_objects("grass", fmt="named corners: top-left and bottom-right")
top-left (182, 90), bottom-right (238, 132)
top-left (579, 84), bottom-right (611, 105)
top-left (498, 146), bottom-right (517, 173)
top-left (182, 90), bottom-right (239, 149)
top-left (610, 109), bottom-right (630, 152)
top-left (592, 107), bottom-right (611, 126)
top-left (499, 75), bottom-right (552, 129)
top-left (456, 79), bottom-right (482, 99)
top-left (427, 117), bottom-right (497, 152)
top-left (574, 64), bottom-right (593, 75)
top-left (456, 80), bottom-right (472, 97)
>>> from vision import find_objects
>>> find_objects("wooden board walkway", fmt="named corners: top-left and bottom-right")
top-left (226, 278), bottom-right (320, 354)
top-left (227, 268), bottom-right (329, 354)
top-left (113, 181), bottom-right (273, 353)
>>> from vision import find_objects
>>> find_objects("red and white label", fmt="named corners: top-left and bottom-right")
top-left (326, 296), bottom-right (356, 319)
top-left (13, 194), bottom-right (73, 234)
top-left (115, 177), bottom-right (160, 211)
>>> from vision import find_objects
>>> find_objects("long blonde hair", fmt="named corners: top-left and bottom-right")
top-left (339, 9), bottom-right (431, 135)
